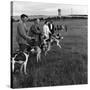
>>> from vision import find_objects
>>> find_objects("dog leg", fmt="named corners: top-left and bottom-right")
top-left (38, 53), bottom-right (41, 61)
top-left (45, 46), bottom-right (48, 56)
top-left (48, 42), bottom-right (51, 51)
top-left (45, 49), bottom-right (49, 56)
top-left (12, 58), bottom-right (15, 72)
top-left (45, 51), bottom-right (47, 56)
top-left (36, 47), bottom-right (41, 62)
top-left (37, 54), bottom-right (39, 62)
top-left (23, 53), bottom-right (29, 75)
top-left (23, 63), bottom-right (27, 75)
top-left (45, 42), bottom-right (51, 56)
top-left (57, 41), bottom-right (61, 48)
top-left (20, 64), bottom-right (24, 74)
top-left (38, 48), bottom-right (41, 61)
top-left (45, 48), bottom-right (49, 56)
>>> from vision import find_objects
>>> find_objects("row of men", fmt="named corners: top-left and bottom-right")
top-left (16, 14), bottom-right (61, 52)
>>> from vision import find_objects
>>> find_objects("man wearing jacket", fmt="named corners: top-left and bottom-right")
top-left (16, 14), bottom-right (31, 51)
top-left (28, 19), bottom-right (42, 46)
top-left (43, 21), bottom-right (51, 40)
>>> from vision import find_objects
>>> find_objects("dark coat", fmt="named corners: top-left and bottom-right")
top-left (48, 23), bottom-right (54, 34)
top-left (28, 24), bottom-right (41, 46)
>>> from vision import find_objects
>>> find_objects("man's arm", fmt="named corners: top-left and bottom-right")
top-left (31, 25), bottom-right (41, 34)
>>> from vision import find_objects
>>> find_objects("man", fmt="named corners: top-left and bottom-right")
top-left (28, 19), bottom-right (42, 46)
top-left (16, 14), bottom-right (31, 51)
top-left (41, 21), bottom-right (52, 55)
top-left (43, 21), bottom-right (51, 40)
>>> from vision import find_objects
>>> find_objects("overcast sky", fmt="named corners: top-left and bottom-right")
top-left (12, 1), bottom-right (88, 16)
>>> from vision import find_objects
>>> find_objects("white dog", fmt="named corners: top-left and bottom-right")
top-left (11, 51), bottom-right (29, 75)
top-left (31, 46), bottom-right (41, 62)
top-left (43, 34), bottom-right (63, 56)
top-left (51, 35), bottom-right (63, 48)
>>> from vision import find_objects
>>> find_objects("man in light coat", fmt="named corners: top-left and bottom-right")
top-left (43, 21), bottom-right (51, 40)
top-left (16, 14), bottom-right (31, 51)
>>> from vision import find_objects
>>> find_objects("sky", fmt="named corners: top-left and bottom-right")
top-left (12, 1), bottom-right (88, 16)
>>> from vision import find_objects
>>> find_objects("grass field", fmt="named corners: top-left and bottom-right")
top-left (11, 19), bottom-right (88, 88)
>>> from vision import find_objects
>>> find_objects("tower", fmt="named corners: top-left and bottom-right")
top-left (58, 9), bottom-right (61, 18)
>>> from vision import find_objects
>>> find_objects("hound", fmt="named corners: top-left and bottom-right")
top-left (40, 35), bottom-right (51, 56)
top-left (31, 46), bottom-right (41, 62)
top-left (11, 51), bottom-right (29, 75)
top-left (43, 34), bottom-right (63, 56)
top-left (51, 34), bottom-right (63, 48)
top-left (59, 24), bottom-right (67, 32)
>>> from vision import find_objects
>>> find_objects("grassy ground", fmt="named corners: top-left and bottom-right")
top-left (11, 19), bottom-right (88, 88)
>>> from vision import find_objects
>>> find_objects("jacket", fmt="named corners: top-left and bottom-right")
top-left (16, 22), bottom-right (30, 45)
top-left (28, 24), bottom-right (41, 42)
top-left (43, 24), bottom-right (51, 38)
top-left (48, 23), bottom-right (54, 34)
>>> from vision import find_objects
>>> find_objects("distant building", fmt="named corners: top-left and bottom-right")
top-left (58, 9), bottom-right (61, 18)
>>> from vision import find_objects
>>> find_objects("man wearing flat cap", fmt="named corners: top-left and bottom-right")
top-left (16, 14), bottom-right (31, 51)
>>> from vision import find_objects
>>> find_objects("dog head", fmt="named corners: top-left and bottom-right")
top-left (30, 46), bottom-right (41, 54)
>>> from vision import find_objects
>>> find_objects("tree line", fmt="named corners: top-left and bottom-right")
top-left (11, 15), bottom-right (88, 22)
